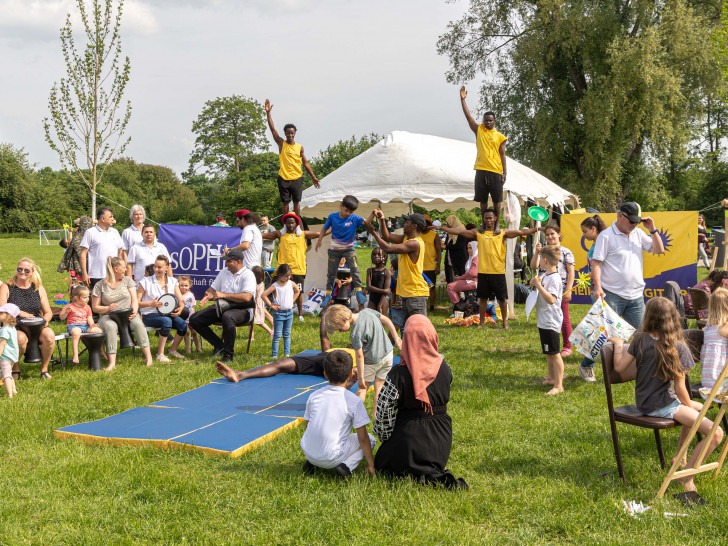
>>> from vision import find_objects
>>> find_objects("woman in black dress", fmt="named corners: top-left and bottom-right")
top-left (443, 215), bottom-right (468, 284)
top-left (373, 314), bottom-right (466, 488)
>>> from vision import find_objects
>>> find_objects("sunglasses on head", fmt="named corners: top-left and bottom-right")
top-left (17, 267), bottom-right (31, 274)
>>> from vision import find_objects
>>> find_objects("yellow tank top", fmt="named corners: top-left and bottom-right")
top-left (397, 236), bottom-right (429, 298)
top-left (279, 142), bottom-right (303, 180)
top-left (278, 232), bottom-right (307, 275)
top-left (325, 348), bottom-right (357, 367)
top-left (477, 231), bottom-right (507, 274)
top-left (474, 125), bottom-right (507, 173)
top-left (420, 230), bottom-right (438, 270)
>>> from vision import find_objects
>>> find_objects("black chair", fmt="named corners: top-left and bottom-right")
top-left (688, 288), bottom-right (709, 329)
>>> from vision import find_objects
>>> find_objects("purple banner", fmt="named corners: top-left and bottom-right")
top-left (158, 224), bottom-right (241, 300)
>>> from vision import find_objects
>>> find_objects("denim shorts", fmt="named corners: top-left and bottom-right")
top-left (67, 324), bottom-right (90, 334)
top-left (647, 399), bottom-right (681, 419)
top-left (390, 308), bottom-right (404, 329)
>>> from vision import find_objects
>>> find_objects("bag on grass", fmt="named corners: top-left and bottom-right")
top-left (569, 297), bottom-right (635, 360)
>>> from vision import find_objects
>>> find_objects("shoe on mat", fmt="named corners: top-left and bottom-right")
top-left (334, 463), bottom-right (352, 478)
top-left (561, 347), bottom-right (572, 357)
top-left (155, 354), bottom-right (171, 363)
top-left (578, 364), bottom-right (596, 383)
top-left (168, 350), bottom-right (184, 359)
top-left (302, 460), bottom-right (316, 475)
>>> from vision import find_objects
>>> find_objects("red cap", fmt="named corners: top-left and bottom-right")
top-left (282, 213), bottom-right (300, 226)
top-left (236, 209), bottom-right (250, 218)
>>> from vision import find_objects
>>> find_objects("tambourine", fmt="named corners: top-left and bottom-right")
top-left (157, 293), bottom-right (181, 316)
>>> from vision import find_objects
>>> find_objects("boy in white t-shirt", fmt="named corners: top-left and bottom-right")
top-left (300, 350), bottom-right (376, 478)
top-left (530, 245), bottom-right (565, 395)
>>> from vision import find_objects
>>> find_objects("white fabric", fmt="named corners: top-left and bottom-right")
top-left (126, 241), bottom-right (170, 283)
top-left (464, 240), bottom-right (479, 272)
top-left (536, 272), bottom-right (563, 331)
top-left (80, 225), bottom-right (123, 279)
top-left (121, 225), bottom-right (143, 252)
top-left (273, 280), bottom-right (295, 311)
top-left (240, 224), bottom-right (262, 269)
top-left (592, 223), bottom-right (653, 300)
top-left (210, 266), bottom-right (256, 297)
top-left (300, 385), bottom-right (370, 469)
top-left (138, 275), bottom-right (178, 316)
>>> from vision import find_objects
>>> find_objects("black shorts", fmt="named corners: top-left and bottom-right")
top-left (277, 176), bottom-right (303, 203)
top-left (474, 169), bottom-right (504, 205)
top-left (423, 270), bottom-right (437, 285)
top-left (292, 353), bottom-right (326, 376)
top-left (476, 273), bottom-right (508, 302)
top-left (539, 328), bottom-right (561, 355)
top-left (291, 274), bottom-right (305, 292)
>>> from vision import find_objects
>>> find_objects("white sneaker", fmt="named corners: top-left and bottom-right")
top-left (299, 315), bottom-right (304, 323)
top-left (578, 365), bottom-right (596, 383)
top-left (155, 354), bottom-right (170, 363)
top-left (168, 350), bottom-right (184, 359)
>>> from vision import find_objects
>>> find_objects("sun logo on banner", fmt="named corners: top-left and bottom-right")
top-left (656, 227), bottom-right (673, 252)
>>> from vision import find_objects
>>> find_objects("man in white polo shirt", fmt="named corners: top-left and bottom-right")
top-left (80, 206), bottom-right (123, 288)
top-left (227, 209), bottom-right (263, 269)
top-left (126, 224), bottom-right (172, 283)
top-left (188, 249), bottom-right (256, 363)
top-left (591, 201), bottom-right (664, 328)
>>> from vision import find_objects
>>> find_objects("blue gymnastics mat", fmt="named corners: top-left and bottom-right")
top-left (54, 350), bottom-right (392, 458)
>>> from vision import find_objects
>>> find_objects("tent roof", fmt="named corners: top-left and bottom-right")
top-left (300, 131), bottom-right (579, 218)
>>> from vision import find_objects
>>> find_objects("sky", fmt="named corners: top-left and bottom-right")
top-left (0, 0), bottom-right (476, 178)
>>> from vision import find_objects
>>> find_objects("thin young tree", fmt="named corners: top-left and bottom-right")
top-left (44, 0), bottom-right (132, 219)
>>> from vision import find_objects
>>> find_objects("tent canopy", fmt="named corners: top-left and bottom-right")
top-left (300, 131), bottom-right (579, 218)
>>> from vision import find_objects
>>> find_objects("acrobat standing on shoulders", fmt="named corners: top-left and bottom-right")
top-left (265, 99), bottom-right (320, 218)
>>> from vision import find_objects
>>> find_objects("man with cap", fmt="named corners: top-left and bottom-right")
top-left (212, 214), bottom-right (229, 227)
top-left (188, 249), bottom-right (256, 363)
top-left (261, 213), bottom-right (320, 320)
top-left (226, 210), bottom-right (263, 270)
top-left (590, 201), bottom-right (664, 334)
top-left (366, 209), bottom-right (430, 325)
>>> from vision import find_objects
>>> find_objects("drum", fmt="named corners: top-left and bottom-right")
top-left (157, 294), bottom-right (179, 316)
top-left (107, 307), bottom-right (135, 349)
top-left (81, 332), bottom-right (106, 372)
top-left (17, 317), bottom-right (46, 363)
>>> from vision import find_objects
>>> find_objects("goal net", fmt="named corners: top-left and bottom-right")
top-left (39, 229), bottom-right (69, 245)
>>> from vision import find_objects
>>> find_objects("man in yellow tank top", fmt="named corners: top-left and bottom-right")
top-left (261, 213), bottom-right (320, 319)
top-left (367, 210), bottom-right (430, 328)
top-left (421, 220), bottom-right (442, 311)
top-left (265, 99), bottom-right (321, 218)
top-left (460, 86), bottom-right (507, 234)
top-left (437, 209), bottom-right (542, 330)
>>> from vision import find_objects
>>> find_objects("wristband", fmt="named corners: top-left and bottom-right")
top-left (650, 229), bottom-right (658, 234)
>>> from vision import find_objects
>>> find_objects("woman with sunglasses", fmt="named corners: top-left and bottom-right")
top-left (0, 258), bottom-right (55, 379)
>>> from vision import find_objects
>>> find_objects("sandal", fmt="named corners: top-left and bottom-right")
top-left (40, 371), bottom-right (52, 380)
top-left (11, 371), bottom-right (21, 381)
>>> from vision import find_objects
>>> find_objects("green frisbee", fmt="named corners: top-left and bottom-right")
top-left (527, 206), bottom-right (549, 222)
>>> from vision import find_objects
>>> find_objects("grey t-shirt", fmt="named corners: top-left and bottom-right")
top-left (629, 334), bottom-right (695, 415)
top-left (261, 225), bottom-right (276, 251)
top-left (536, 272), bottom-right (563, 331)
top-left (92, 276), bottom-right (136, 309)
top-left (350, 308), bottom-right (393, 365)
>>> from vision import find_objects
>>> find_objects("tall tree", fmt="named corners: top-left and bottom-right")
top-left (308, 133), bottom-right (381, 180)
top-left (44, 0), bottom-right (132, 219)
top-left (438, 0), bottom-right (723, 210)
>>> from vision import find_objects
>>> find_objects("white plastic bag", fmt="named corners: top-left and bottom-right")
top-left (302, 288), bottom-right (326, 316)
top-left (503, 191), bottom-right (521, 225)
top-left (569, 298), bottom-right (636, 360)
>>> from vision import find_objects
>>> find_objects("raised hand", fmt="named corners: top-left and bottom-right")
top-left (264, 99), bottom-right (272, 113)
top-left (460, 85), bottom-right (467, 100)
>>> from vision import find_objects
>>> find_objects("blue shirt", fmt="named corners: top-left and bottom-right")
top-left (324, 213), bottom-right (364, 247)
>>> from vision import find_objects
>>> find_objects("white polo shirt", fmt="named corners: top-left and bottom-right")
top-left (138, 275), bottom-right (179, 316)
top-left (592, 222), bottom-right (653, 300)
top-left (210, 266), bottom-right (256, 297)
top-left (80, 225), bottom-right (123, 279)
top-left (240, 224), bottom-right (262, 270)
top-left (121, 225), bottom-right (143, 252)
top-left (126, 240), bottom-right (171, 283)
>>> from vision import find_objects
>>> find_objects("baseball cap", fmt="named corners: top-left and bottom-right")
top-left (402, 213), bottom-right (427, 231)
top-left (618, 202), bottom-right (642, 224)
top-left (0, 303), bottom-right (20, 317)
top-left (282, 213), bottom-right (300, 225)
top-left (221, 249), bottom-right (245, 261)
top-left (236, 209), bottom-right (250, 218)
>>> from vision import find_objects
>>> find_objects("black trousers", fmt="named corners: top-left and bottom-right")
top-left (189, 305), bottom-right (252, 358)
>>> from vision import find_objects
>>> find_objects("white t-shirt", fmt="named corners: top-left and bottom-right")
top-left (300, 385), bottom-right (370, 468)
top-left (121, 225), bottom-right (143, 252)
top-left (210, 266), bottom-right (256, 297)
top-left (138, 275), bottom-right (179, 316)
top-left (126, 241), bottom-right (170, 283)
top-left (536, 272), bottom-right (563, 331)
top-left (80, 225), bottom-right (123, 279)
top-left (240, 224), bottom-right (262, 270)
top-left (273, 280), bottom-right (295, 311)
top-left (592, 223), bottom-right (653, 300)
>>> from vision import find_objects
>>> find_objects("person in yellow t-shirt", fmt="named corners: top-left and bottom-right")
top-left (265, 99), bottom-right (321, 218)
top-left (437, 210), bottom-right (542, 330)
top-left (460, 86), bottom-right (508, 233)
top-left (421, 220), bottom-right (442, 311)
top-left (261, 213), bottom-right (320, 319)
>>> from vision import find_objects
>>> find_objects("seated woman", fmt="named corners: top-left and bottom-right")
top-left (684, 270), bottom-right (728, 319)
top-left (137, 255), bottom-right (187, 362)
top-left (92, 257), bottom-right (153, 370)
top-left (373, 314), bottom-right (467, 489)
top-left (0, 258), bottom-right (55, 379)
top-left (446, 241), bottom-right (478, 309)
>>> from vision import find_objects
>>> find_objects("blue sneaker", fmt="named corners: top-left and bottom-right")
top-left (355, 290), bottom-right (367, 305)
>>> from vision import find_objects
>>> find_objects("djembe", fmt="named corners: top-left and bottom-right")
top-left (17, 317), bottom-right (46, 363)
top-left (81, 332), bottom-right (106, 371)
top-left (107, 307), bottom-right (135, 349)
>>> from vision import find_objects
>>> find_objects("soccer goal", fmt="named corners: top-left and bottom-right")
top-left (39, 229), bottom-right (69, 245)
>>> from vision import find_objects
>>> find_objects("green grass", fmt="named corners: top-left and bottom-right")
top-left (0, 240), bottom-right (725, 544)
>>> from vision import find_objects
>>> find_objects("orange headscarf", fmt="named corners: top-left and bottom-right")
top-left (400, 314), bottom-right (442, 414)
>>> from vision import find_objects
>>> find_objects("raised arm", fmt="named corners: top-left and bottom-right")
top-left (504, 226), bottom-right (542, 239)
top-left (261, 230), bottom-right (281, 241)
top-left (436, 225), bottom-right (477, 240)
top-left (368, 224), bottom-right (420, 255)
top-left (641, 217), bottom-right (665, 255)
top-left (303, 230), bottom-right (321, 240)
top-left (264, 99), bottom-right (284, 149)
top-left (460, 86), bottom-right (478, 134)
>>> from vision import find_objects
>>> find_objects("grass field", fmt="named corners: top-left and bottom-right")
top-left (0, 238), bottom-right (725, 544)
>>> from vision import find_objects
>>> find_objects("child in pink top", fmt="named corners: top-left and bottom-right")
top-left (59, 285), bottom-right (102, 364)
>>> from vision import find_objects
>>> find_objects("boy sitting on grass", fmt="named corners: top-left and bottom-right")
top-left (300, 350), bottom-right (376, 478)
top-left (530, 245), bottom-right (565, 395)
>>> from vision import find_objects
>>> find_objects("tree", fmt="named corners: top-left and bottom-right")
top-left (44, 0), bottom-right (132, 219)
top-left (308, 133), bottom-right (381, 180)
top-left (186, 95), bottom-right (269, 179)
top-left (438, 0), bottom-right (724, 210)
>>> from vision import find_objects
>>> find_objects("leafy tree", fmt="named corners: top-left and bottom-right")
top-left (438, 0), bottom-right (724, 210)
top-left (43, 0), bottom-right (132, 219)
top-left (308, 133), bottom-right (381, 180)
top-left (186, 95), bottom-right (269, 179)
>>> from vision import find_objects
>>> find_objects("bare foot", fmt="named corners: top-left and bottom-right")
top-left (672, 454), bottom-right (687, 469)
top-left (216, 360), bottom-right (240, 383)
top-left (72, 358), bottom-right (80, 365)
top-left (678, 476), bottom-right (698, 492)
top-left (545, 387), bottom-right (564, 395)
top-left (502, 322), bottom-right (509, 330)
top-left (104, 364), bottom-right (115, 372)
top-left (145, 360), bottom-right (153, 367)
top-left (542, 378), bottom-right (554, 385)
top-left (345, 370), bottom-right (359, 390)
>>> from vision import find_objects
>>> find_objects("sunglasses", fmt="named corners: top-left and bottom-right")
top-left (16, 267), bottom-right (32, 274)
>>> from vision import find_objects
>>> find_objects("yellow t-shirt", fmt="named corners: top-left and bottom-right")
top-left (420, 230), bottom-right (438, 271)
top-left (279, 142), bottom-right (303, 180)
top-left (474, 125), bottom-right (507, 173)
top-left (397, 236), bottom-right (429, 298)
top-left (325, 348), bottom-right (357, 367)
top-left (477, 231), bottom-right (507, 274)
top-left (278, 232), bottom-right (307, 275)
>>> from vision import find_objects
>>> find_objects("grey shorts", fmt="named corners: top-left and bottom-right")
top-left (401, 296), bottom-right (428, 328)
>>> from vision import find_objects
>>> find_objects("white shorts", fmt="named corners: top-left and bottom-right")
top-left (363, 351), bottom-right (394, 383)
top-left (0, 360), bottom-right (13, 380)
